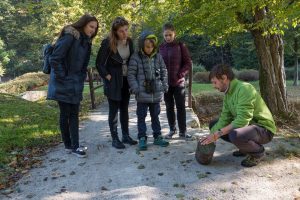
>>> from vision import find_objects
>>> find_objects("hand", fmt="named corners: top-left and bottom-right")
top-left (106, 74), bottom-right (111, 81)
top-left (199, 133), bottom-right (217, 145)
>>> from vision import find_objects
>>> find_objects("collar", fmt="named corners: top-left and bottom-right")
top-left (227, 79), bottom-right (239, 94)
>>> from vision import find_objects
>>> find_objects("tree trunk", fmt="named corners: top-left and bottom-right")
top-left (250, 8), bottom-right (289, 116)
top-left (293, 37), bottom-right (299, 86)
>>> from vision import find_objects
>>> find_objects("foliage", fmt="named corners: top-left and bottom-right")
top-left (237, 69), bottom-right (259, 82)
top-left (193, 72), bottom-right (210, 83)
top-left (0, 72), bottom-right (49, 94)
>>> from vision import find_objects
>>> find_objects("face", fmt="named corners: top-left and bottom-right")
top-left (143, 39), bottom-right (154, 55)
top-left (83, 21), bottom-right (98, 37)
top-left (211, 76), bottom-right (229, 92)
top-left (163, 29), bottom-right (175, 43)
top-left (116, 25), bottom-right (129, 40)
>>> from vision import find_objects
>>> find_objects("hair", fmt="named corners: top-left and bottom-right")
top-left (209, 64), bottom-right (235, 81)
top-left (59, 13), bottom-right (99, 39)
top-left (162, 22), bottom-right (175, 32)
top-left (109, 16), bottom-right (130, 53)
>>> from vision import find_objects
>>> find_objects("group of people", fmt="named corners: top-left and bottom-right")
top-left (47, 13), bottom-right (276, 168)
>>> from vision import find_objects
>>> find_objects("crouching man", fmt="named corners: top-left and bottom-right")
top-left (200, 64), bottom-right (276, 167)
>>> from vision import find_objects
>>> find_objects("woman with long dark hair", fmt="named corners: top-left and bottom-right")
top-left (96, 16), bottom-right (137, 149)
top-left (47, 14), bottom-right (99, 157)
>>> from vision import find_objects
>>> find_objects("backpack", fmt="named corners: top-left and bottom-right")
top-left (42, 36), bottom-right (75, 74)
top-left (42, 44), bottom-right (54, 74)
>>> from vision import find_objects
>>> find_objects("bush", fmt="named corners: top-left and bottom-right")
top-left (285, 67), bottom-right (298, 80)
top-left (193, 64), bottom-right (207, 74)
top-left (0, 72), bottom-right (49, 95)
top-left (193, 72), bottom-right (210, 83)
top-left (237, 69), bottom-right (259, 81)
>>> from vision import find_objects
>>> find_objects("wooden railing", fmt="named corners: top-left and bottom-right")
top-left (88, 65), bottom-right (193, 109)
top-left (87, 68), bottom-right (103, 109)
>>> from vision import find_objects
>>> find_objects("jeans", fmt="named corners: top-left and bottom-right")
top-left (107, 85), bottom-right (130, 139)
top-left (164, 86), bottom-right (186, 133)
top-left (58, 101), bottom-right (80, 150)
top-left (136, 102), bottom-right (161, 139)
top-left (209, 119), bottom-right (274, 158)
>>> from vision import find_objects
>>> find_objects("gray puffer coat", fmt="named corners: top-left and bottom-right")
top-left (127, 52), bottom-right (168, 103)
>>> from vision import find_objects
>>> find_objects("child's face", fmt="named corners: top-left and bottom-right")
top-left (163, 29), bottom-right (175, 43)
top-left (143, 39), bottom-right (154, 55)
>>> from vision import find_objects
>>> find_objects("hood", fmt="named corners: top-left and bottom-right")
top-left (64, 25), bottom-right (80, 40)
top-left (138, 30), bottom-right (158, 57)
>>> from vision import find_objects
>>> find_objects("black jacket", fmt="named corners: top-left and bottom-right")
top-left (96, 38), bottom-right (134, 101)
top-left (47, 26), bottom-right (91, 104)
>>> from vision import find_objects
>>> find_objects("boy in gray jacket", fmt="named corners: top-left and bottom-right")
top-left (128, 31), bottom-right (169, 150)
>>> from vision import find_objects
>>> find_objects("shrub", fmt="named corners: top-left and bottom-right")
top-left (193, 64), bottom-right (207, 74)
top-left (0, 72), bottom-right (49, 95)
top-left (193, 72), bottom-right (210, 83)
top-left (237, 69), bottom-right (259, 81)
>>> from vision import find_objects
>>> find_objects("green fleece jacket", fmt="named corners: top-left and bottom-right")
top-left (211, 79), bottom-right (276, 134)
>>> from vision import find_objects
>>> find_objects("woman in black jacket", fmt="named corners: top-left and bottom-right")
top-left (48, 14), bottom-right (98, 157)
top-left (96, 16), bottom-right (137, 149)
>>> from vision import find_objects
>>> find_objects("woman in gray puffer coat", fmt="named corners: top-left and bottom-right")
top-left (127, 31), bottom-right (169, 151)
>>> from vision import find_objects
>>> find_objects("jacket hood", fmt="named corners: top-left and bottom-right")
top-left (138, 31), bottom-right (158, 57)
top-left (64, 25), bottom-right (80, 40)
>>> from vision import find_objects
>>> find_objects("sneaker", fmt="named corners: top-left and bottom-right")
top-left (241, 155), bottom-right (263, 167)
top-left (139, 137), bottom-right (147, 151)
top-left (232, 150), bottom-right (247, 157)
top-left (153, 136), bottom-right (169, 147)
top-left (179, 132), bottom-right (192, 140)
top-left (72, 148), bottom-right (87, 158)
top-left (164, 129), bottom-right (177, 139)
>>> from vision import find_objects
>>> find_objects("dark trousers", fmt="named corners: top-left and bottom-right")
top-left (58, 101), bottom-right (80, 150)
top-left (209, 119), bottom-right (274, 158)
top-left (164, 86), bottom-right (186, 133)
top-left (137, 102), bottom-right (161, 139)
top-left (108, 87), bottom-right (130, 139)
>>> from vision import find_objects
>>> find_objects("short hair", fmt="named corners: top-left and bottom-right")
top-left (162, 22), bottom-right (175, 32)
top-left (209, 64), bottom-right (235, 81)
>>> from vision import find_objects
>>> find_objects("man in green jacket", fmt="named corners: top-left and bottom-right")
top-left (200, 64), bottom-right (276, 167)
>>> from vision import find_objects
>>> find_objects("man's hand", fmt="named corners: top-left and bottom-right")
top-left (200, 133), bottom-right (218, 145)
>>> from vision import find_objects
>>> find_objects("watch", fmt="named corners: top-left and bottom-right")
top-left (217, 129), bottom-right (223, 137)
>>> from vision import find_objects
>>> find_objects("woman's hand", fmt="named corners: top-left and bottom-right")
top-left (106, 74), bottom-right (111, 81)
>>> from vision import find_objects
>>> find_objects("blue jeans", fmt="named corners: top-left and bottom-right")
top-left (137, 102), bottom-right (161, 139)
top-left (58, 101), bottom-right (80, 150)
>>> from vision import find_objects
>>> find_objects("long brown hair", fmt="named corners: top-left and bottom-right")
top-left (59, 13), bottom-right (99, 40)
top-left (109, 16), bottom-right (130, 53)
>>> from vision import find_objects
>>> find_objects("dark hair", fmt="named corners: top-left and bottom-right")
top-left (109, 16), bottom-right (130, 53)
top-left (59, 13), bottom-right (99, 39)
top-left (162, 22), bottom-right (175, 32)
top-left (209, 64), bottom-right (235, 81)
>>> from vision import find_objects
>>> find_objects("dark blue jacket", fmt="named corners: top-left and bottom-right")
top-left (47, 26), bottom-right (91, 104)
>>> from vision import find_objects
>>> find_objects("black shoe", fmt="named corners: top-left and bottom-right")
top-left (72, 148), bottom-right (87, 158)
top-left (232, 150), bottom-right (247, 157)
top-left (164, 129), bottom-right (177, 139)
top-left (179, 132), bottom-right (192, 140)
top-left (241, 155), bottom-right (263, 167)
top-left (112, 138), bottom-right (125, 149)
top-left (122, 135), bottom-right (138, 145)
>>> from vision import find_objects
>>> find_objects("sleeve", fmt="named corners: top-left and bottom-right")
top-left (231, 85), bottom-right (256, 128)
top-left (49, 34), bottom-right (74, 76)
top-left (159, 55), bottom-right (168, 92)
top-left (178, 42), bottom-right (192, 79)
top-left (127, 55), bottom-right (139, 94)
top-left (210, 100), bottom-right (233, 133)
top-left (96, 39), bottom-right (110, 79)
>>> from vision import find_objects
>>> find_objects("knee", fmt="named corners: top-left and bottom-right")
top-left (228, 130), bottom-right (245, 144)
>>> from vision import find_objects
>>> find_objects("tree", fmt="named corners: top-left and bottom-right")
top-left (159, 0), bottom-right (300, 116)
